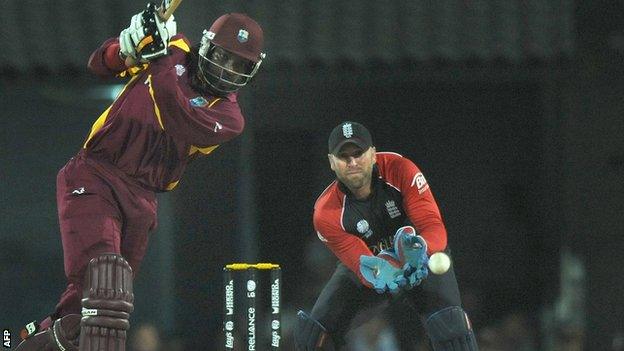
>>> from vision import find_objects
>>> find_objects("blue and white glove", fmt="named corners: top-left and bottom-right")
top-left (359, 255), bottom-right (404, 294)
top-left (377, 249), bottom-right (410, 289)
top-left (394, 226), bottom-right (429, 288)
top-left (119, 2), bottom-right (177, 63)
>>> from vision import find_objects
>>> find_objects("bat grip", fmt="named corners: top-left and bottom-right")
top-left (159, 0), bottom-right (181, 20)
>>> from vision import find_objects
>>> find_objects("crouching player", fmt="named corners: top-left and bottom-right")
top-left (294, 122), bottom-right (478, 350)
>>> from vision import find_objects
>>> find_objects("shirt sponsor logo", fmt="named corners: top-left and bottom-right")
top-left (412, 172), bottom-right (429, 194)
top-left (370, 236), bottom-right (393, 254)
top-left (190, 96), bottom-right (208, 107)
top-left (385, 200), bottom-right (401, 218)
top-left (175, 64), bottom-right (186, 76)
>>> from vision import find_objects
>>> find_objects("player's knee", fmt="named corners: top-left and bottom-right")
top-left (79, 253), bottom-right (134, 350)
top-left (294, 310), bottom-right (336, 351)
top-left (425, 306), bottom-right (478, 351)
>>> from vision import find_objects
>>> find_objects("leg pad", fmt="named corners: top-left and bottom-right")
top-left (294, 310), bottom-right (336, 351)
top-left (79, 254), bottom-right (134, 351)
top-left (425, 306), bottom-right (479, 351)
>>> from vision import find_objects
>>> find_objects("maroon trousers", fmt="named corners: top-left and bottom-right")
top-left (50, 152), bottom-right (157, 322)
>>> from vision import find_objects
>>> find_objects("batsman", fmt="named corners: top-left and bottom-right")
top-left (294, 122), bottom-right (479, 350)
top-left (16, 2), bottom-right (266, 350)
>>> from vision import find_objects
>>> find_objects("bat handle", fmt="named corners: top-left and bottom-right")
top-left (125, 56), bottom-right (136, 67)
top-left (159, 0), bottom-right (182, 20)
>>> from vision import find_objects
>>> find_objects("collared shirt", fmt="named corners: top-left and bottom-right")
top-left (313, 152), bottom-right (447, 284)
top-left (83, 34), bottom-right (244, 191)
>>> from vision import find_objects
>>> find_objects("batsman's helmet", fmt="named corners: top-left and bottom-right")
top-left (198, 13), bottom-right (265, 95)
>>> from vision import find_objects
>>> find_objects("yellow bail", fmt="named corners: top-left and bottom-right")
top-left (224, 263), bottom-right (280, 270)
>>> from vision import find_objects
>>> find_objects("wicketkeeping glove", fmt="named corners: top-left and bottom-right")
top-left (394, 226), bottom-right (429, 288)
top-left (377, 249), bottom-right (410, 289)
top-left (119, 2), bottom-right (177, 63)
top-left (359, 255), bottom-right (404, 294)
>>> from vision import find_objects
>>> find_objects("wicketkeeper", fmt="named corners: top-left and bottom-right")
top-left (294, 122), bottom-right (479, 350)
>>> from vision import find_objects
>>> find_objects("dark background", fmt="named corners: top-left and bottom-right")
top-left (1, 1), bottom-right (623, 350)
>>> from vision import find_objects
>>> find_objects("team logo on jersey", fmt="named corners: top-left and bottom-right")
top-left (71, 187), bottom-right (86, 195)
top-left (189, 96), bottom-right (208, 107)
top-left (175, 64), bottom-right (186, 76)
top-left (214, 121), bottom-right (223, 132)
top-left (411, 172), bottom-right (429, 194)
top-left (356, 219), bottom-right (373, 238)
top-left (342, 123), bottom-right (354, 138)
top-left (237, 29), bottom-right (249, 43)
top-left (385, 200), bottom-right (401, 218)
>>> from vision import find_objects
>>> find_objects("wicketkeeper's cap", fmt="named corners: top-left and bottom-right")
top-left (328, 121), bottom-right (373, 155)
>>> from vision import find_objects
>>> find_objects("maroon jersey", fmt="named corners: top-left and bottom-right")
top-left (84, 34), bottom-right (244, 191)
top-left (313, 152), bottom-right (447, 285)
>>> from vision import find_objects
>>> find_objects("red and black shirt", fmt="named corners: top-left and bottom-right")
top-left (313, 152), bottom-right (447, 285)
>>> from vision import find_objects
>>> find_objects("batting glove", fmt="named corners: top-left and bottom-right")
top-left (119, 3), bottom-right (177, 63)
